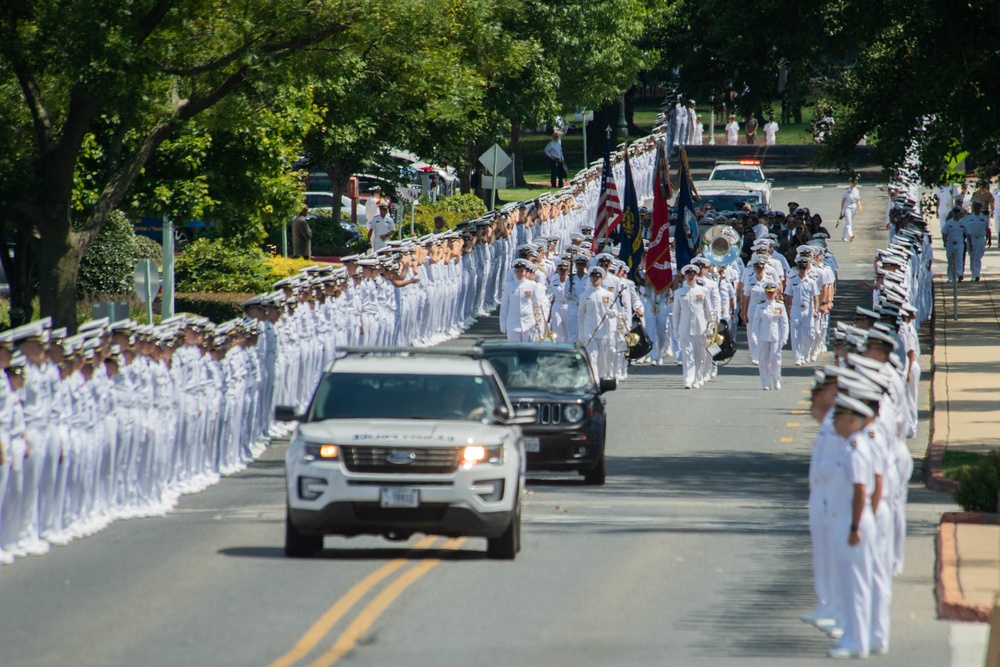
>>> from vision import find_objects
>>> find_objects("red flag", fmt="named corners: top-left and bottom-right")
top-left (645, 142), bottom-right (674, 292)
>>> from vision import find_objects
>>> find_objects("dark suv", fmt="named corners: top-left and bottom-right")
top-left (481, 343), bottom-right (615, 485)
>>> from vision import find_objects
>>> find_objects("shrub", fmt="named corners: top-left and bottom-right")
top-left (78, 210), bottom-right (139, 297)
top-left (413, 193), bottom-right (487, 235)
top-left (266, 256), bottom-right (332, 282)
top-left (310, 215), bottom-right (366, 256)
top-left (175, 238), bottom-right (271, 293)
top-left (134, 235), bottom-right (164, 270)
top-left (953, 451), bottom-right (1000, 512)
top-left (174, 292), bottom-right (253, 323)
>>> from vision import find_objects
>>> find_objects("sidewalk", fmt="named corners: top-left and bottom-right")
top-left (927, 248), bottom-right (1000, 627)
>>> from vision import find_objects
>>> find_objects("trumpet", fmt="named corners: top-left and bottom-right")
top-left (534, 299), bottom-right (558, 342)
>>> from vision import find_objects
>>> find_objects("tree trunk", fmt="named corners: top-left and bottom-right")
top-left (510, 121), bottom-right (527, 187)
top-left (36, 228), bottom-right (85, 333)
top-left (458, 166), bottom-right (471, 195)
top-left (325, 159), bottom-right (349, 219)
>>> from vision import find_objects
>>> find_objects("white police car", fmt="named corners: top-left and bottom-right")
top-left (276, 349), bottom-right (534, 560)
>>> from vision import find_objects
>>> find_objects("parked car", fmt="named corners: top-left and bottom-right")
top-left (481, 342), bottom-right (615, 485)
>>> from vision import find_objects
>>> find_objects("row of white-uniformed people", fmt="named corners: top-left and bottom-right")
top-left (801, 209), bottom-right (932, 659)
top-left (0, 314), bottom-right (275, 563)
top-left (0, 134), bottom-right (665, 563)
top-left (497, 225), bottom-right (842, 392)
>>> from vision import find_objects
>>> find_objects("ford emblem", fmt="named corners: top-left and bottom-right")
top-left (386, 450), bottom-right (417, 465)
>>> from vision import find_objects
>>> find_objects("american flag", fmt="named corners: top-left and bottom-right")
top-left (592, 134), bottom-right (622, 252)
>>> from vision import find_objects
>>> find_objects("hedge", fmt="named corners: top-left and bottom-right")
top-left (173, 292), bottom-right (254, 323)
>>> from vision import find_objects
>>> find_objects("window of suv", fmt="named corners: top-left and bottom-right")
top-left (711, 168), bottom-right (764, 182)
top-left (309, 372), bottom-right (499, 422)
top-left (484, 350), bottom-right (595, 393)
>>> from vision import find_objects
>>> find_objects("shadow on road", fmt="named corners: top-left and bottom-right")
top-left (219, 543), bottom-right (487, 561)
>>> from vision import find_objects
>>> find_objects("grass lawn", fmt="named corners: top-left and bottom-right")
top-left (942, 450), bottom-right (983, 479)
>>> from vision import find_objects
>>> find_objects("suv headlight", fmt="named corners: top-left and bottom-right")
top-left (564, 404), bottom-right (585, 423)
top-left (460, 445), bottom-right (504, 467)
top-left (303, 443), bottom-right (339, 461)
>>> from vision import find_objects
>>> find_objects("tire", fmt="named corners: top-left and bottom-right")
top-left (486, 500), bottom-right (520, 560)
top-left (583, 453), bottom-right (606, 486)
top-left (284, 511), bottom-right (323, 558)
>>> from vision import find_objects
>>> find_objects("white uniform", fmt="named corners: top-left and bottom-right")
top-left (577, 286), bottom-right (615, 379)
top-left (499, 278), bottom-right (544, 341)
top-left (830, 429), bottom-right (877, 657)
top-left (841, 185), bottom-right (861, 241)
top-left (764, 121), bottom-right (779, 145)
top-left (961, 212), bottom-right (989, 279)
top-left (367, 214), bottom-right (395, 252)
top-left (672, 281), bottom-right (712, 388)
top-left (784, 274), bottom-right (819, 364)
top-left (725, 121), bottom-right (739, 146)
top-left (941, 216), bottom-right (967, 281)
top-left (751, 298), bottom-right (788, 389)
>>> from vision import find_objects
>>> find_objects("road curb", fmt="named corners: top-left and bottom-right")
top-left (937, 512), bottom-right (996, 622)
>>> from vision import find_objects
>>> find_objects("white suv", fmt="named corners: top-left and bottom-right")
top-left (277, 349), bottom-right (532, 559)
top-left (707, 160), bottom-right (772, 206)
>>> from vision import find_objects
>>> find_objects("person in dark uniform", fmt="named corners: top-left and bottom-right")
top-left (291, 206), bottom-right (312, 259)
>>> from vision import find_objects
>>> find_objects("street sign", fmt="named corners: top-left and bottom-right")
top-left (478, 144), bottom-right (511, 175)
top-left (572, 109), bottom-right (594, 122)
top-left (134, 259), bottom-right (161, 303)
top-left (481, 176), bottom-right (507, 190)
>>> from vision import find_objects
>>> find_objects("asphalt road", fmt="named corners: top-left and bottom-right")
top-left (0, 178), bottom-right (961, 666)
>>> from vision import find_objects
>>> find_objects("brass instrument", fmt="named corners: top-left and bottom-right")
top-left (534, 298), bottom-right (558, 342)
top-left (701, 224), bottom-right (741, 266)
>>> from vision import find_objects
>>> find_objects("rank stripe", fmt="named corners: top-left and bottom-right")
top-left (306, 537), bottom-right (467, 667)
top-left (266, 535), bottom-right (439, 667)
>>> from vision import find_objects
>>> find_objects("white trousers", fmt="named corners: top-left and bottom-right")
top-left (757, 340), bottom-right (781, 388)
top-left (841, 205), bottom-right (857, 241)
top-left (870, 501), bottom-right (893, 651)
top-left (833, 513), bottom-right (876, 654)
top-left (790, 316), bottom-right (813, 362)
top-left (678, 334), bottom-right (705, 387)
top-left (809, 493), bottom-right (839, 619)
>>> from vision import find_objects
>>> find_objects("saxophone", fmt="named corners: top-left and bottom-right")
top-left (533, 299), bottom-right (558, 342)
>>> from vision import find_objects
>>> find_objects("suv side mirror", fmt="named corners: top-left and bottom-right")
top-left (274, 405), bottom-right (301, 422)
top-left (599, 378), bottom-right (617, 393)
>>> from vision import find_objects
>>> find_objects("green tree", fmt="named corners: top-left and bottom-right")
top-left (0, 0), bottom-right (361, 330)
top-left (819, 0), bottom-right (1000, 181)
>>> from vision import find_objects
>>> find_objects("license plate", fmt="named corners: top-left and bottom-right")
top-left (523, 437), bottom-right (540, 453)
top-left (380, 488), bottom-right (420, 508)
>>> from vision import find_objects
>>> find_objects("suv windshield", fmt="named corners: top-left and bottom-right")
top-left (484, 350), bottom-right (595, 393)
top-left (711, 168), bottom-right (764, 182)
top-left (697, 193), bottom-right (763, 211)
top-left (310, 373), bottom-right (498, 422)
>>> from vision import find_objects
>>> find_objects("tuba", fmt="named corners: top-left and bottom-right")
top-left (701, 224), bottom-right (741, 267)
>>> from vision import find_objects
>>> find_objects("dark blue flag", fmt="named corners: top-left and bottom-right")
top-left (617, 150), bottom-right (643, 282)
top-left (673, 149), bottom-right (700, 270)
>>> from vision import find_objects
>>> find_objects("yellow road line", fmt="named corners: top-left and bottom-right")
top-left (307, 537), bottom-right (467, 667)
top-left (790, 409), bottom-right (806, 415)
top-left (786, 422), bottom-right (800, 428)
top-left (267, 535), bottom-right (439, 667)
top-left (797, 400), bottom-right (810, 406)
top-left (780, 437), bottom-right (794, 443)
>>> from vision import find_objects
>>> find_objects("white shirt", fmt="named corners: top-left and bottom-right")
top-left (725, 121), bottom-right (739, 145)
top-left (368, 214), bottom-right (395, 251)
top-left (764, 121), bottom-right (779, 145)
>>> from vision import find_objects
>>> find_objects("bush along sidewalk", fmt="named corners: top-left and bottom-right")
top-left (951, 451), bottom-right (1000, 512)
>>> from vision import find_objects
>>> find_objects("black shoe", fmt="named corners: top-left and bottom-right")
top-left (975, 277), bottom-right (981, 282)
top-left (958, 276), bottom-right (964, 282)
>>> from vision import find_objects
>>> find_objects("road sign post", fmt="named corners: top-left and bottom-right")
top-left (161, 216), bottom-right (175, 319)
top-left (478, 144), bottom-right (512, 212)
top-left (134, 258), bottom-right (161, 324)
